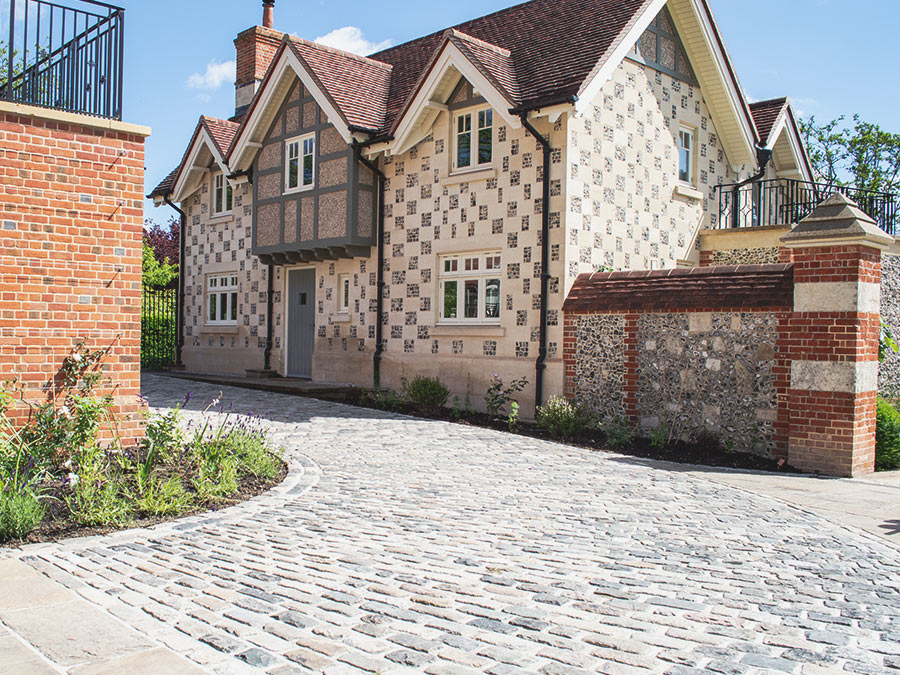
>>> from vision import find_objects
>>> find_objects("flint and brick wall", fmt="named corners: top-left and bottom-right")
top-left (0, 103), bottom-right (149, 445)
top-left (563, 266), bottom-right (792, 458)
top-left (563, 222), bottom-right (884, 477)
top-left (879, 254), bottom-right (900, 397)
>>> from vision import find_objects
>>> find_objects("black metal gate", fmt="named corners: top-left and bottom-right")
top-left (141, 280), bottom-right (177, 369)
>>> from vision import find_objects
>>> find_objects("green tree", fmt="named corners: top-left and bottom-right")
top-left (800, 114), bottom-right (900, 194)
top-left (799, 115), bottom-right (848, 187)
top-left (845, 116), bottom-right (900, 194)
top-left (142, 243), bottom-right (178, 287)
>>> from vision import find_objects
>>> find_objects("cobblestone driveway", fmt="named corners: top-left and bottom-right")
top-left (8, 375), bottom-right (900, 674)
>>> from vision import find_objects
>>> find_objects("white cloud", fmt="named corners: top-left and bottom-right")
top-left (313, 26), bottom-right (392, 56)
top-left (186, 60), bottom-right (236, 90)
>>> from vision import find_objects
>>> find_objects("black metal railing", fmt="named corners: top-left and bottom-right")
top-left (1, 0), bottom-right (124, 119)
top-left (141, 280), bottom-right (177, 370)
top-left (714, 178), bottom-right (900, 235)
top-left (714, 178), bottom-right (899, 236)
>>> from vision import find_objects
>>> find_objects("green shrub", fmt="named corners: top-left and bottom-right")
top-left (650, 423), bottom-right (669, 448)
top-left (876, 397), bottom-right (900, 471)
top-left (67, 477), bottom-right (132, 527)
top-left (359, 387), bottom-right (405, 411)
top-left (402, 376), bottom-right (451, 415)
top-left (602, 416), bottom-right (635, 448)
top-left (485, 374), bottom-right (529, 418)
top-left (0, 489), bottom-right (44, 541)
top-left (144, 407), bottom-right (185, 459)
top-left (135, 475), bottom-right (192, 517)
top-left (223, 427), bottom-right (282, 480)
top-left (536, 396), bottom-right (596, 439)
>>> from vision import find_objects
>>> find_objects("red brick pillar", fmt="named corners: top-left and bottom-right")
top-left (781, 193), bottom-right (892, 476)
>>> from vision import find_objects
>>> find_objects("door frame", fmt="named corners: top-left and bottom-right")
top-left (283, 264), bottom-right (317, 378)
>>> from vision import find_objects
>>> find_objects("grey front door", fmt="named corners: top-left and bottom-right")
top-left (287, 269), bottom-right (315, 378)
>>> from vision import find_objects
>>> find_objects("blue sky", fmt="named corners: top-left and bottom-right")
top-left (124, 0), bottom-right (899, 224)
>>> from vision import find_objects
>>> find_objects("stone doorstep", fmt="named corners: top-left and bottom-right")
top-left (0, 559), bottom-right (205, 673)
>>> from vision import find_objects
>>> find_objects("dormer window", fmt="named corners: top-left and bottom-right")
top-left (212, 172), bottom-right (233, 216)
top-left (454, 107), bottom-right (492, 171)
top-left (286, 133), bottom-right (315, 192)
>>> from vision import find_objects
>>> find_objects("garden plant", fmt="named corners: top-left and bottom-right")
top-left (0, 343), bottom-right (284, 544)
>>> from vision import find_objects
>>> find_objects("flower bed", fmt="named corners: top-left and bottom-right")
top-left (0, 344), bottom-right (286, 546)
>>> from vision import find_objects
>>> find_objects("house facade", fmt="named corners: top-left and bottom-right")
top-left (151, 0), bottom-right (813, 414)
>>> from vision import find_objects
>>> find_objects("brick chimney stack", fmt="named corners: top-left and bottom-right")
top-left (233, 1), bottom-right (283, 120)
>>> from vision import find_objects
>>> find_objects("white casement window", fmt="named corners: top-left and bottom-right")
top-left (439, 252), bottom-right (501, 324)
top-left (678, 127), bottom-right (694, 185)
top-left (454, 107), bottom-right (493, 171)
top-left (207, 274), bottom-right (238, 326)
top-left (286, 133), bottom-right (315, 191)
top-left (212, 172), bottom-right (233, 215)
top-left (337, 274), bottom-right (350, 313)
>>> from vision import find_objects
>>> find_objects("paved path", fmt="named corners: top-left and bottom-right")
top-left (675, 465), bottom-right (900, 545)
top-left (3, 374), bottom-right (900, 674)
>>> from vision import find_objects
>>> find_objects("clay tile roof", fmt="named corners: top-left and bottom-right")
top-left (562, 264), bottom-right (794, 313)
top-left (201, 116), bottom-right (240, 156)
top-left (148, 167), bottom-right (179, 199)
top-left (286, 37), bottom-right (393, 132)
top-left (370, 0), bottom-right (648, 132)
top-left (148, 117), bottom-right (238, 199)
top-left (750, 97), bottom-right (788, 146)
top-left (446, 30), bottom-right (520, 103)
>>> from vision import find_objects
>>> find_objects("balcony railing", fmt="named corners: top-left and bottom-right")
top-left (1, 0), bottom-right (124, 120)
top-left (714, 178), bottom-right (899, 236)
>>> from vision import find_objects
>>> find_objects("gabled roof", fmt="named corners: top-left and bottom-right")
top-left (749, 97), bottom-right (814, 181)
top-left (155, 0), bottom-right (814, 200)
top-left (446, 31), bottom-right (520, 104)
top-left (750, 97), bottom-right (788, 147)
top-left (285, 38), bottom-right (393, 132)
top-left (203, 116), bottom-right (241, 156)
top-left (372, 0), bottom-right (648, 130)
top-left (149, 116), bottom-right (238, 199)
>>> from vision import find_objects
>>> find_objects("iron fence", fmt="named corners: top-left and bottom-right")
top-left (714, 178), bottom-right (898, 236)
top-left (142, 280), bottom-right (177, 370)
top-left (1, 0), bottom-right (124, 119)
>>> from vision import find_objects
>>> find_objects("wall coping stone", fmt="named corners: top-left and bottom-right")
top-left (0, 101), bottom-right (151, 137)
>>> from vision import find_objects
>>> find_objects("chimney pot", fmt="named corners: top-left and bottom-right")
top-left (263, 0), bottom-right (275, 29)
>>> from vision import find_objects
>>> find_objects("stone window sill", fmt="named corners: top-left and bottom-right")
top-left (674, 184), bottom-right (704, 201)
top-left (200, 324), bottom-right (239, 334)
top-left (431, 324), bottom-right (505, 338)
top-left (331, 313), bottom-right (352, 324)
top-left (208, 213), bottom-right (235, 225)
top-left (443, 167), bottom-right (496, 186)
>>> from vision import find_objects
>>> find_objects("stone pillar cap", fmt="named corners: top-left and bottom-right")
top-left (781, 192), bottom-right (894, 249)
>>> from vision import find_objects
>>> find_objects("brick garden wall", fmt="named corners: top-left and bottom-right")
top-left (0, 104), bottom-right (149, 445)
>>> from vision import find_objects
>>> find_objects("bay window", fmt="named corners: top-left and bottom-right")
top-left (207, 274), bottom-right (238, 326)
top-left (454, 107), bottom-right (493, 171)
top-left (439, 252), bottom-right (501, 323)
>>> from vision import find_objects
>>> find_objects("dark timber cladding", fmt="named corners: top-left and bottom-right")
top-left (252, 78), bottom-right (377, 264)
